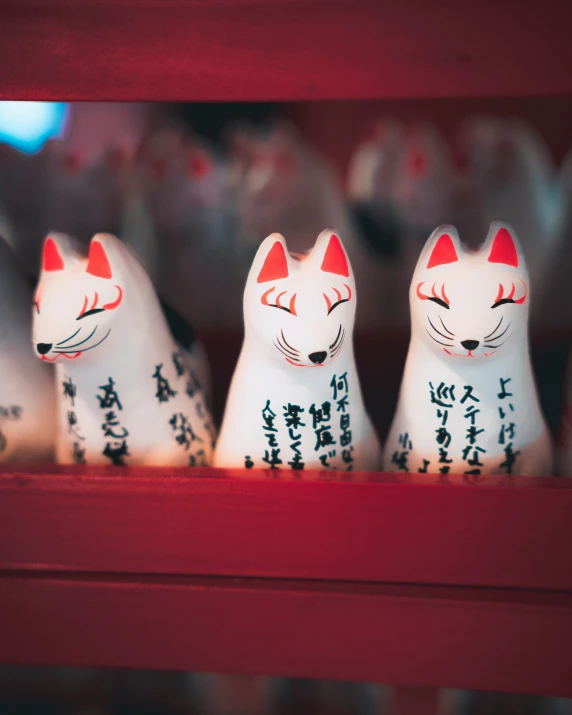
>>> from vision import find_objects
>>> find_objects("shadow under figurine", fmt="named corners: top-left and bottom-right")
top-left (32, 232), bottom-right (215, 466)
top-left (383, 221), bottom-right (553, 477)
top-left (214, 229), bottom-right (381, 473)
top-left (0, 235), bottom-right (55, 461)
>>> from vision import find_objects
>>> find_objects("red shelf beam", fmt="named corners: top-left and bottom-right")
top-left (1, 0), bottom-right (572, 102)
top-left (1, 572), bottom-right (571, 696)
top-left (1, 467), bottom-right (571, 591)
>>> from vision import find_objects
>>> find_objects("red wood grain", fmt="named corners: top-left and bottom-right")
top-left (1, 466), bottom-right (571, 591)
top-left (1, 571), bottom-right (571, 696)
top-left (1, 0), bottom-right (572, 101)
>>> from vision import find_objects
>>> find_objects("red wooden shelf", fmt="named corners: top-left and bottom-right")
top-left (1, 466), bottom-right (571, 696)
top-left (1, 0), bottom-right (572, 102)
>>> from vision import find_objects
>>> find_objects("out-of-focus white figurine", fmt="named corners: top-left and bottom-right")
top-left (384, 222), bottom-right (552, 477)
top-left (0, 102), bottom-right (154, 280)
top-left (138, 124), bottom-right (240, 327)
top-left (347, 118), bottom-right (404, 211)
top-left (214, 229), bottom-right (381, 472)
top-left (228, 120), bottom-right (383, 326)
top-left (387, 123), bottom-right (456, 327)
top-left (32, 232), bottom-right (215, 466)
top-left (0, 236), bottom-right (55, 461)
top-left (45, 142), bottom-right (125, 243)
top-left (457, 116), bottom-right (565, 327)
top-left (391, 124), bottom-right (455, 239)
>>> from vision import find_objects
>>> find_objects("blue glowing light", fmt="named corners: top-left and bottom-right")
top-left (0, 102), bottom-right (69, 154)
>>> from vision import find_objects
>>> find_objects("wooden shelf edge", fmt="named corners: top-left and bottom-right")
top-left (1, 1), bottom-right (572, 101)
top-left (1, 571), bottom-right (571, 696)
top-left (1, 466), bottom-right (571, 591)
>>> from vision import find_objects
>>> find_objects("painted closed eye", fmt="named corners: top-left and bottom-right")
top-left (261, 286), bottom-right (297, 316)
top-left (78, 308), bottom-right (105, 319)
top-left (491, 282), bottom-right (527, 309)
top-left (416, 281), bottom-right (450, 310)
top-left (77, 286), bottom-right (124, 320)
top-left (323, 284), bottom-right (352, 315)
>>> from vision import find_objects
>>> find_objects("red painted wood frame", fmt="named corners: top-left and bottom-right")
top-left (1, 467), bottom-right (571, 697)
top-left (1, 0), bottom-right (572, 102)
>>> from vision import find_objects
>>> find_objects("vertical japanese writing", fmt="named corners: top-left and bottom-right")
top-left (461, 385), bottom-right (485, 477)
top-left (331, 372), bottom-right (353, 471)
top-left (497, 377), bottom-right (519, 474)
top-left (97, 377), bottom-right (129, 465)
top-left (62, 375), bottom-right (85, 464)
top-left (391, 432), bottom-right (412, 471)
top-left (283, 403), bottom-right (305, 470)
top-left (430, 381), bottom-right (456, 474)
top-left (171, 350), bottom-right (213, 462)
top-left (169, 412), bottom-right (203, 451)
top-left (261, 400), bottom-right (282, 469)
top-left (310, 400), bottom-right (336, 468)
top-left (153, 363), bottom-right (177, 403)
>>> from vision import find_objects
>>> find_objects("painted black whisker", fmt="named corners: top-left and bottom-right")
top-left (425, 328), bottom-right (453, 347)
top-left (438, 315), bottom-right (455, 336)
top-left (281, 330), bottom-right (299, 354)
top-left (54, 329), bottom-right (111, 354)
top-left (331, 330), bottom-right (346, 358)
top-left (484, 321), bottom-right (510, 344)
top-left (428, 317), bottom-right (452, 341)
top-left (56, 327), bottom-right (81, 347)
top-left (329, 325), bottom-right (343, 350)
top-left (57, 325), bottom-right (97, 350)
top-left (274, 340), bottom-right (299, 361)
top-left (276, 334), bottom-right (299, 357)
top-left (483, 339), bottom-right (507, 349)
top-left (484, 316), bottom-right (503, 340)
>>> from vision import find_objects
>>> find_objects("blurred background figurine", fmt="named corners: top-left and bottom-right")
top-left (0, 235), bottom-right (55, 461)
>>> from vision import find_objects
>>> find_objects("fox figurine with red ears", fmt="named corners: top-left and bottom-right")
top-left (32, 232), bottom-right (215, 467)
top-left (383, 221), bottom-right (552, 477)
top-left (214, 230), bottom-right (381, 473)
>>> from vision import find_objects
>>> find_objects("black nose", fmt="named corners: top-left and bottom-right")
top-left (461, 340), bottom-right (479, 351)
top-left (36, 343), bottom-right (52, 355)
top-left (308, 351), bottom-right (327, 364)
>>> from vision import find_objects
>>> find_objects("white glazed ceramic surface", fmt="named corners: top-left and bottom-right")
top-left (32, 232), bottom-right (215, 466)
top-left (214, 229), bottom-right (381, 473)
top-left (383, 222), bottom-right (552, 477)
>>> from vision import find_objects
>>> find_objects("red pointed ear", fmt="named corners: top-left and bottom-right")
top-left (86, 240), bottom-right (112, 279)
top-left (257, 241), bottom-right (289, 283)
top-left (488, 226), bottom-right (519, 267)
top-left (427, 234), bottom-right (458, 269)
top-left (43, 237), bottom-right (64, 272)
top-left (321, 234), bottom-right (349, 277)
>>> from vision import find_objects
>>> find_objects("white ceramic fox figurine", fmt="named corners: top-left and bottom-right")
top-left (383, 222), bottom-right (552, 477)
top-left (214, 229), bottom-right (381, 473)
top-left (0, 235), bottom-right (55, 461)
top-left (32, 232), bottom-right (215, 466)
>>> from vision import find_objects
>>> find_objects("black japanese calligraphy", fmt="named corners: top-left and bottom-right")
top-left (153, 364), bottom-right (177, 403)
top-left (97, 377), bottom-right (123, 411)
